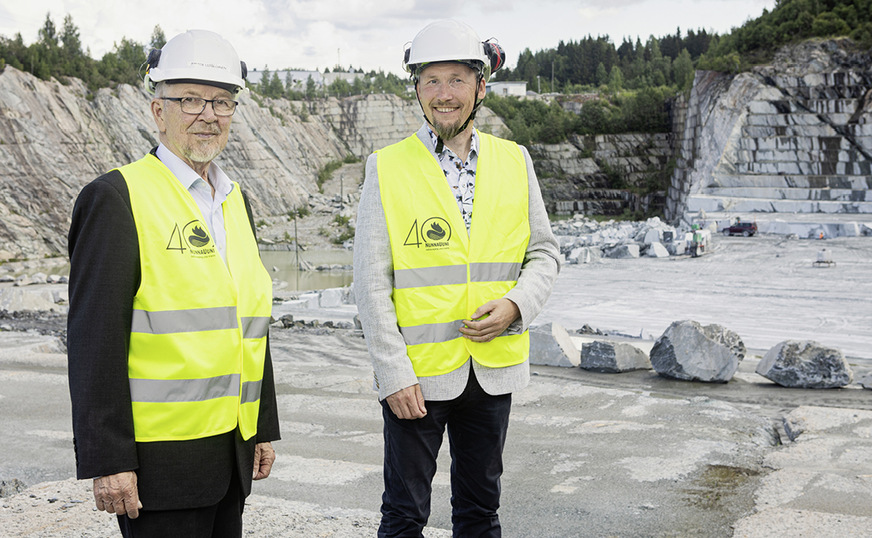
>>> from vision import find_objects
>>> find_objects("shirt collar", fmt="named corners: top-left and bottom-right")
top-left (156, 143), bottom-right (233, 197)
top-left (426, 126), bottom-right (479, 161)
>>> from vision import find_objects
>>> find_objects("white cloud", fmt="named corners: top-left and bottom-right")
top-left (0, 0), bottom-right (777, 76)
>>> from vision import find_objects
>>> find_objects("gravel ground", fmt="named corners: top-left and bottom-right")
top-left (1, 233), bottom-right (871, 537)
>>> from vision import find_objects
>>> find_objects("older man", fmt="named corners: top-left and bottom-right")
top-left (353, 19), bottom-right (560, 537)
top-left (67, 29), bottom-right (279, 537)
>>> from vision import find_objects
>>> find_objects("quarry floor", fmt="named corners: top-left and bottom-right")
top-left (0, 234), bottom-right (871, 537)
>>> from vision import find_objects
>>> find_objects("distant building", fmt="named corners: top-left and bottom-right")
top-left (486, 81), bottom-right (527, 97)
top-left (246, 69), bottom-right (364, 89)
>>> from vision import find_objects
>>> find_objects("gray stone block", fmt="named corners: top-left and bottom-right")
top-left (606, 244), bottom-right (640, 259)
top-left (318, 288), bottom-right (344, 308)
top-left (756, 340), bottom-right (853, 388)
top-left (529, 322), bottom-right (579, 367)
top-left (645, 242), bottom-right (670, 258)
top-left (580, 340), bottom-right (651, 373)
top-left (650, 320), bottom-right (745, 383)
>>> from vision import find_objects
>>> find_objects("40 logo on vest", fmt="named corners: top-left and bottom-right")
top-left (404, 217), bottom-right (451, 250)
top-left (166, 220), bottom-right (217, 258)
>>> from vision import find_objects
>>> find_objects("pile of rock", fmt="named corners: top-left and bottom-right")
top-left (272, 314), bottom-right (355, 332)
top-left (552, 215), bottom-right (695, 264)
top-left (529, 319), bottom-right (863, 390)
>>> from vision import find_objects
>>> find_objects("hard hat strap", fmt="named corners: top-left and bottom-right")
top-left (415, 73), bottom-right (484, 152)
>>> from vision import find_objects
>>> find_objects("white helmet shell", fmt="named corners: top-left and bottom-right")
top-left (145, 29), bottom-right (246, 94)
top-left (405, 20), bottom-right (489, 78)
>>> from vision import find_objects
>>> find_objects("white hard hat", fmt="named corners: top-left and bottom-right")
top-left (404, 20), bottom-right (497, 80)
top-left (144, 29), bottom-right (246, 95)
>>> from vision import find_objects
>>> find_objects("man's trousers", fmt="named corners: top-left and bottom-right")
top-left (378, 367), bottom-right (512, 538)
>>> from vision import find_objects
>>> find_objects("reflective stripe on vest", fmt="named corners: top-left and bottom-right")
top-left (377, 132), bottom-right (530, 377)
top-left (393, 262), bottom-right (522, 289)
top-left (129, 375), bottom-right (262, 404)
top-left (121, 154), bottom-right (272, 442)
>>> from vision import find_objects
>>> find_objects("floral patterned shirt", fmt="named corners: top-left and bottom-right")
top-left (428, 127), bottom-right (479, 233)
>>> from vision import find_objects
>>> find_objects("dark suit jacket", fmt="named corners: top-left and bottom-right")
top-left (67, 155), bottom-right (281, 510)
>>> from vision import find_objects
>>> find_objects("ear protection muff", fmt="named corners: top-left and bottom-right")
top-left (403, 45), bottom-right (412, 73)
top-left (146, 48), bottom-right (161, 72)
top-left (483, 40), bottom-right (505, 75)
top-left (240, 61), bottom-right (247, 80)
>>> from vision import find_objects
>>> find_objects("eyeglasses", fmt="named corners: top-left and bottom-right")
top-left (161, 97), bottom-right (238, 116)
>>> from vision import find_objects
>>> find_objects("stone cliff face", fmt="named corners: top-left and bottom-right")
top-left (533, 133), bottom-right (672, 216)
top-left (667, 39), bottom-right (872, 235)
top-left (0, 68), bottom-right (510, 260)
top-left (2, 38), bottom-right (868, 262)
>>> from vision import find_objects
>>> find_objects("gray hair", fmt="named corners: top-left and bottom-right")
top-left (153, 81), bottom-right (169, 98)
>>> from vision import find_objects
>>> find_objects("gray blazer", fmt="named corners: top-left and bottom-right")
top-left (353, 124), bottom-right (561, 401)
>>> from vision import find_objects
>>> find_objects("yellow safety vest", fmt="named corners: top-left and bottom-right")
top-left (120, 154), bottom-right (272, 442)
top-left (377, 132), bottom-right (530, 377)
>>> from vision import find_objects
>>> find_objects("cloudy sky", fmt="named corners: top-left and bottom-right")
top-left (0, 0), bottom-right (776, 76)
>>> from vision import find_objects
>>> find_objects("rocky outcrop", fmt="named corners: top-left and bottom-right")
top-left (0, 67), bottom-right (508, 260)
top-left (535, 133), bottom-right (672, 216)
top-left (668, 39), bottom-right (872, 236)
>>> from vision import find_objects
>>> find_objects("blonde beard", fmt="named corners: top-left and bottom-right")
top-left (430, 115), bottom-right (467, 142)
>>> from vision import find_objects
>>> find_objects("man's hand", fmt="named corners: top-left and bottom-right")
top-left (93, 471), bottom-right (141, 519)
top-left (253, 441), bottom-right (276, 480)
top-left (385, 384), bottom-right (427, 419)
top-left (460, 298), bottom-right (520, 342)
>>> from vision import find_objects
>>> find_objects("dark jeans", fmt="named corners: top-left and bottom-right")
top-left (379, 368), bottom-right (512, 538)
top-left (116, 461), bottom-right (245, 538)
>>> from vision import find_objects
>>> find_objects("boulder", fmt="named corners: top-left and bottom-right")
top-left (650, 320), bottom-right (745, 382)
top-left (580, 340), bottom-right (651, 373)
top-left (567, 246), bottom-right (601, 264)
top-left (756, 340), bottom-right (853, 388)
top-left (606, 244), bottom-right (640, 259)
top-left (529, 322), bottom-right (579, 367)
top-left (645, 242), bottom-right (670, 258)
top-left (666, 239), bottom-right (688, 256)
top-left (318, 287), bottom-right (345, 308)
top-left (642, 228), bottom-right (661, 245)
top-left (859, 372), bottom-right (872, 390)
top-left (299, 292), bottom-right (320, 309)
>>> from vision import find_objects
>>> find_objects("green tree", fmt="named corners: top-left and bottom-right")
top-left (149, 25), bottom-right (166, 50)
top-left (305, 75), bottom-right (317, 99)
top-left (595, 62), bottom-right (608, 86)
top-left (97, 37), bottom-right (146, 87)
top-left (258, 66), bottom-right (271, 94)
top-left (60, 14), bottom-right (81, 56)
top-left (328, 77), bottom-right (352, 97)
top-left (812, 12), bottom-right (851, 36)
top-left (672, 48), bottom-right (694, 90)
top-left (577, 99), bottom-right (612, 134)
top-left (608, 65), bottom-right (624, 93)
top-left (266, 71), bottom-right (283, 97)
top-left (38, 13), bottom-right (58, 48)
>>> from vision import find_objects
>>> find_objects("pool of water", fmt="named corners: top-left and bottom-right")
top-left (260, 248), bottom-right (353, 292)
top-left (1, 249), bottom-right (353, 293)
